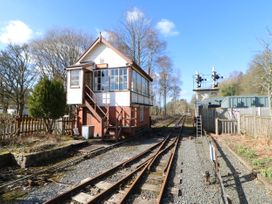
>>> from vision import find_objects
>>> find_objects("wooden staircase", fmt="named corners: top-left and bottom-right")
top-left (103, 105), bottom-right (124, 141)
top-left (84, 85), bottom-right (123, 140)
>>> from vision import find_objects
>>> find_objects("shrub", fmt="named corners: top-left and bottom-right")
top-left (28, 77), bottom-right (66, 133)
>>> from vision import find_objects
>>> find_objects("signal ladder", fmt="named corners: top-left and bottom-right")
top-left (196, 115), bottom-right (202, 137)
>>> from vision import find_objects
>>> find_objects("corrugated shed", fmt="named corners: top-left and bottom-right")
top-left (221, 96), bottom-right (269, 108)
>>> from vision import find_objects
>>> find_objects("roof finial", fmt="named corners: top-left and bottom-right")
top-left (99, 32), bottom-right (102, 42)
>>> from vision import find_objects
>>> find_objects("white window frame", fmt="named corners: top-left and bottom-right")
top-left (70, 70), bottom-right (80, 88)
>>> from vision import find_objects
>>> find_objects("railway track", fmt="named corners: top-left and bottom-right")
top-left (208, 134), bottom-right (230, 204)
top-left (0, 116), bottom-right (180, 200)
top-left (44, 116), bottom-right (186, 204)
top-left (0, 140), bottom-right (126, 192)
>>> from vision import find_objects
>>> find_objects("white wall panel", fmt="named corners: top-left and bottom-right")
top-left (96, 92), bottom-right (130, 106)
top-left (81, 44), bottom-right (127, 68)
top-left (66, 70), bottom-right (83, 104)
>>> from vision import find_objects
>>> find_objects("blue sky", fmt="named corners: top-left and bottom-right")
top-left (0, 0), bottom-right (272, 101)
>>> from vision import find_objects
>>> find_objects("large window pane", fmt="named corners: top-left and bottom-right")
top-left (101, 70), bottom-right (109, 91)
top-left (110, 69), bottom-right (118, 91)
top-left (94, 68), bottom-right (128, 92)
top-left (70, 70), bottom-right (80, 88)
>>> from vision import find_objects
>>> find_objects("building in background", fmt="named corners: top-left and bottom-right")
top-left (66, 35), bottom-right (152, 140)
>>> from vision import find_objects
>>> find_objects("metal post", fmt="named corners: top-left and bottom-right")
top-left (215, 118), bottom-right (219, 135)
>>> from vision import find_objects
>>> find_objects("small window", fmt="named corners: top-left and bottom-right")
top-left (70, 70), bottom-right (80, 88)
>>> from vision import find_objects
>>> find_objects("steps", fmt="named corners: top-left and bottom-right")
top-left (103, 126), bottom-right (122, 141)
top-left (83, 84), bottom-right (124, 140)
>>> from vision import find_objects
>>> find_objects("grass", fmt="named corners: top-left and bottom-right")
top-left (1, 134), bottom-right (75, 154)
top-left (236, 145), bottom-right (257, 159)
top-left (224, 135), bottom-right (272, 181)
top-left (237, 147), bottom-right (272, 180)
top-left (0, 190), bottom-right (27, 201)
top-left (260, 168), bottom-right (272, 180)
top-left (0, 150), bottom-right (9, 155)
top-left (251, 157), bottom-right (272, 180)
top-left (252, 157), bottom-right (272, 168)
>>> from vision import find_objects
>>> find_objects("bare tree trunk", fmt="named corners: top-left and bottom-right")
top-left (44, 118), bottom-right (54, 134)
top-left (137, 33), bottom-right (141, 66)
top-left (164, 89), bottom-right (167, 117)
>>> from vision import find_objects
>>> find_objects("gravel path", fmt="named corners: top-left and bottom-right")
top-left (174, 128), bottom-right (221, 204)
top-left (216, 140), bottom-right (272, 204)
top-left (24, 137), bottom-right (161, 203)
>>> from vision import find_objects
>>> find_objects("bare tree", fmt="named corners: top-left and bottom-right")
top-left (108, 8), bottom-right (166, 75)
top-left (170, 74), bottom-right (182, 102)
top-left (120, 8), bottom-right (150, 67)
top-left (166, 99), bottom-right (189, 116)
top-left (144, 29), bottom-right (166, 75)
top-left (31, 28), bottom-right (93, 81)
top-left (0, 44), bottom-right (36, 117)
top-left (157, 55), bottom-right (173, 117)
top-left (0, 78), bottom-right (10, 113)
top-left (253, 44), bottom-right (272, 108)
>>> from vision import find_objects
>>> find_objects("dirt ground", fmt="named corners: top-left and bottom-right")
top-left (214, 134), bottom-right (272, 183)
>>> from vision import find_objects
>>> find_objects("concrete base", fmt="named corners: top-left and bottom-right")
top-left (0, 153), bottom-right (16, 168)
top-left (12, 140), bottom-right (87, 168)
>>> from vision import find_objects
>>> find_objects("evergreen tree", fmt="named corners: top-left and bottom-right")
top-left (29, 77), bottom-right (66, 133)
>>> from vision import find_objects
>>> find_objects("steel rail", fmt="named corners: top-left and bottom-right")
top-left (209, 134), bottom-right (229, 204)
top-left (0, 139), bottom-right (126, 191)
top-left (120, 116), bottom-right (185, 204)
top-left (43, 116), bottom-right (183, 204)
top-left (87, 135), bottom-right (179, 203)
top-left (119, 133), bottom-right (181, 203)
top-left (43, 135), bottom-right (170, 204)
top-left (157, 134), bottom-right (180, 203)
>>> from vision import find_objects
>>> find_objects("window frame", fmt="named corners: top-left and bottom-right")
top-left (93, 67), bottom-right (128, 92)
top-left (70, 69), bottom-right (81, 88)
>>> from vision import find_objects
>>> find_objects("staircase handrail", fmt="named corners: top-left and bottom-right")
top-left (85, 84), bottom-right (107, 117)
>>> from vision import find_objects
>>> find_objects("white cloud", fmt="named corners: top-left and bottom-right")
top-left (126, 7), bottom-right (144, 22)
top-left (156, 19), bottom-right (179, 37)
top-left (0, 20), bottom-right (33, 45)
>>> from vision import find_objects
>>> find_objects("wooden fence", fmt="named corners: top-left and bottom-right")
top-left (240, 115), bottom-right (272, 139)
top-left (215, 118), bottom-right (239, 135)
top-left (0, 116), bottom-right (75, 141)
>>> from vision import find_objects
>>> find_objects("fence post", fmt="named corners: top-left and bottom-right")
top-left (62, 117), bottom-right (65, 135)
top-left (237, 114), bottom-right (241, 134)
top-left (253, 115), bottom-right (256, 138)
top-left (215, 118), bottom-right (219, 135)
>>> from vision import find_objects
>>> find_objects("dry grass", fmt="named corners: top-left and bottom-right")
top-left (216, 134), bottom-right (272, 180)
top-left (1, 133), bottom-right (74, 153)
top-left (219, 135), bottom-right (272, 159)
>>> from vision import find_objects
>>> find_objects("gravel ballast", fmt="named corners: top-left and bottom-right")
top-left (174, 129), bottom-right (221, 204)
top-left (216, 139), bottom-right (272, 204)
top-left (24, 137), bottom-right (161, 202)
